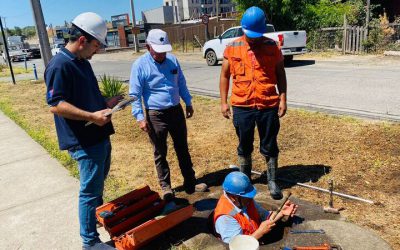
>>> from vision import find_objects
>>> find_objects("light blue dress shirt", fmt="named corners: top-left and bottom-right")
top-left (215, 193), bottom-right (270, 244)
top-left (129, 52), bottom-right (192, 121)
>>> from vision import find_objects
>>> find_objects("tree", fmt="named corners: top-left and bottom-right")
top-left (233, 0), bottom-right (371, 31)
top-left (14, 26), bottom-right (22, 36)
top-left (22, 26), bottom-right (36, 38)
top-left (6, 28), bottom-right (15, 36)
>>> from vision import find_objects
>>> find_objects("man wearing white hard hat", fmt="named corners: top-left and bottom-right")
top-left (129, 29), bottom-right (207, 201)
top-left (45, 12), bottom-right (120, 250)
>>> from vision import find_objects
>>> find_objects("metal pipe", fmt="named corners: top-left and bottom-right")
top-left (229, 165), bottom-right (375, 205)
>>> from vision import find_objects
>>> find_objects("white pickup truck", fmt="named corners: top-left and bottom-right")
top-left (202, 25), bottom-right (307, 66)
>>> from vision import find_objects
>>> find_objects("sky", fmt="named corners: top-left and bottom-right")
top-left (0, 0), bottom-right (163, 28)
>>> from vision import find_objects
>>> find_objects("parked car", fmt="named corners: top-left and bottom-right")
top-left (26, 48), bottom-right (41, 59)
top-left (51, 43), bottom-right (64, 56)
top-left (9, 49), bottom-right (29, 62)
top-left (202, 25), bottom-right (307, 66)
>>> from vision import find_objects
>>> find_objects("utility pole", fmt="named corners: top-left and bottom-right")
top-left (130, 0), bottom-right (139, 52)
top-left (176, 0), bottom-right (181, 24)
top-left (365, 0), bottom-right (370, 39)
top-left (172, 0), bottom-right (176, 24)
top-left (1, 17), bottom-right (8, 39)
top-left (30, 0), bottom-right (52, 67)
top-left (216, 0), bottom-right (219, 22)
top-left (0, 17), bottom-right (16, 84)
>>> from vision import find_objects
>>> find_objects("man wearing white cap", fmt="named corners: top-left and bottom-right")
top-left (129, 29), bottom-right (207, 200)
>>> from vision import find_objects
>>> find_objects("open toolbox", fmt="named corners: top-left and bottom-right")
top-left (96, 185), bottom-right (194, 250)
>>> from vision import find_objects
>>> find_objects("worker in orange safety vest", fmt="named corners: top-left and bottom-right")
top-left (214, 172), bottom-right (297, 243)
top-left (219, 6), bottom-right (288, 200)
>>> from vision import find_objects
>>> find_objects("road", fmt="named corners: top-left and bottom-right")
top-left (4, 53), bottom-right (400, 121)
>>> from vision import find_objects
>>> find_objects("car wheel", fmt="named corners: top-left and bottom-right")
top-left (206, 50), bottom-right (218, 66)
top-left (284, 55), bottom-right (293, 66)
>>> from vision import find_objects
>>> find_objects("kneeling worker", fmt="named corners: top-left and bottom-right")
top-left (214, 172), bottom-right (297, 243)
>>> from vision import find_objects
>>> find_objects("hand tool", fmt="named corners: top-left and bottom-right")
top-left (228, 165), bottom-right (376, 204)
top-left (282, 244), bottom-right (342, 250)
top-left (270, 192), bottom-right (292, 222)
top-left (323, 179), bottom-right (340, 214)
top-left (85, 96), bottom-right (137, 126)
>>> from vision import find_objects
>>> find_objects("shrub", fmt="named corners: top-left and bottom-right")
top-left (387, 41), bottom-right (400, 51)
top-left (0, 63), bottom-right (7, 71)
top-left (364, 12), bottom-right (396, 53)
top-left (99, 74), bottom-right (126, 98)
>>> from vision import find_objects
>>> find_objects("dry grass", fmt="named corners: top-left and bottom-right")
top-left (0, 66), bottom-right (33, 77)
top-left (0, 81), bottom-right (399, 249)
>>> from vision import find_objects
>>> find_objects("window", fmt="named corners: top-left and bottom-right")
top-left (266, 25), bottom-right (275, 33)
top-left (221, 28), bottom-right (237, 39)
top-left (236, 28), bottom-right (243, 37)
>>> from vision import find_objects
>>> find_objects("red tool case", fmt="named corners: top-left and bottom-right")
top-left (96, 186), bottom-right (194, 250)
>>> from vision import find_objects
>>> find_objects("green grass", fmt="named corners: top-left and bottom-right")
top-left (0, 98), bottom-right (78, 177)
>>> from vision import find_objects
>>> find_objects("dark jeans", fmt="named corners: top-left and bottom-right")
top-left (232, 106), bottom-right (280, 158)
top-left (146, 104), bottom-right (196, 190)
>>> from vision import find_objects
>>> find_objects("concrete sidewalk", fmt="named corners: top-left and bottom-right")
top-left (0, 111), bottom-right (108, 249)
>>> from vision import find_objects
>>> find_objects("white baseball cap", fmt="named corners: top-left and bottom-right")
top-left (146, 29), bottom-right (172, 53)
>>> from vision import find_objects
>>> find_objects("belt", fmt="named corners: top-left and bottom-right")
top-left (146, 103), bottom-right (181, 112)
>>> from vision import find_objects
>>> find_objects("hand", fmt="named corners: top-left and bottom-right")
top-left (258, 219), bottom-right (276, 235)
top-left (91, 109), bottom-right (112, 126)
top-left (106, 95), bottom-right (124, 108)
top-left (221, 103), bottom-right (231, 119)
top-left (138, 120), bottom-right (150, 133)
top-left (280, 201), bottom-right (297, 217)
top-left (278, 100), bottom-right (287, 118)
top-left (186, 105), bottom-right (194, 118)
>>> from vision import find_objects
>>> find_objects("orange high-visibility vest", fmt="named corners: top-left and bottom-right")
top-left (213, 194), bottom-right (261, 236)
top-left (224, 35), bottom-right (284, 109)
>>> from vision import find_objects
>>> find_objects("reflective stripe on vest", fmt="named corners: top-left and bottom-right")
top-left (224, 36), bottom-right (281, 109)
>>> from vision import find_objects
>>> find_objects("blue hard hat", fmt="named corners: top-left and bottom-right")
top-left (223, 172), bottom-right (257, 199)
top-left (241, 6), bottom-right (267, 38)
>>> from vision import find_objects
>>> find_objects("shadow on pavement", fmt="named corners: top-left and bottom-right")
top-left (285, 60), bottom-right (316, 68)
top-left (174, 168), bottom-right (234, 193)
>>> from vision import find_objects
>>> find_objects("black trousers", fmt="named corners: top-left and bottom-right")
top-left (232, 106), bottom-right (280, 158)
top-left (146, 104), bottom-right (196, 189)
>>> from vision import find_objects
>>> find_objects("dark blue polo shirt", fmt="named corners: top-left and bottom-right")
top-left (44, 47), bottom-right (114, 150)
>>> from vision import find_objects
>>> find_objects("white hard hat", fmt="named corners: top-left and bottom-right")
top-left (146, 29), bottom-right (172, 53)
top-left (72, 12), bottom-right (107, 45)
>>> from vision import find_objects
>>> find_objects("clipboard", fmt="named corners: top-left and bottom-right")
top-left (85, 96), bottom-right (137, 126)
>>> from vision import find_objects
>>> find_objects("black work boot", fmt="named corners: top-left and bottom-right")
top-left (238, 155), bottom-right (252, 180)
top-left (183, 176), bottom-right (208, 194)
top-left (266, 157), bottom-right (283, 200)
